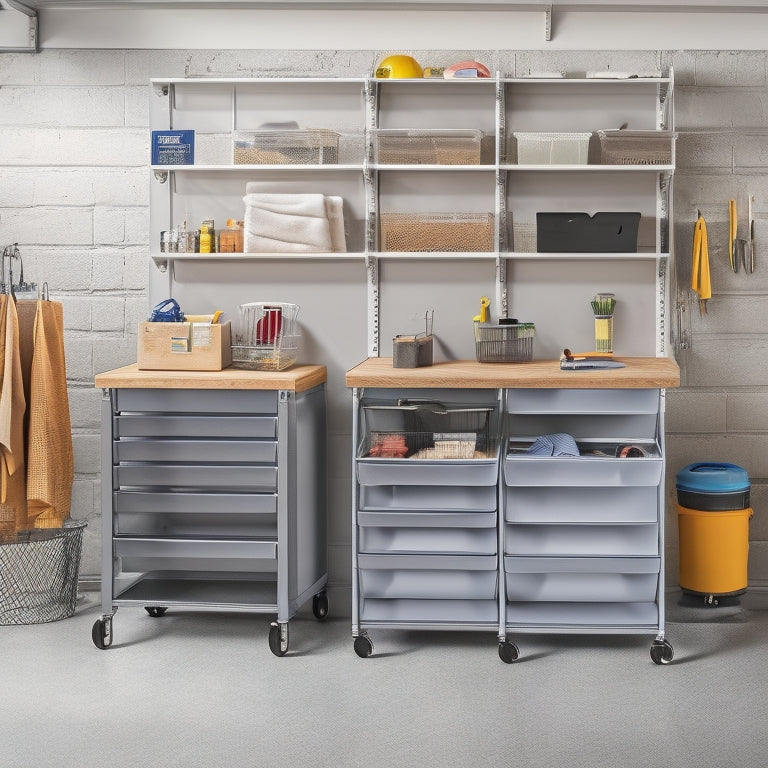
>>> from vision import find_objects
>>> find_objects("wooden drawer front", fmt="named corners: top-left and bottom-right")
top-left (114, 464), bottom-right (277, 492)
top-left (357, 456), bottom-right (499, 487)
top-left (505, 524), bottom-right (658, 557)
top-left (114, 439), bottom-right (277, 464)
top-left (359, 525), bottom-right (497, 556)
top-left (114, 491), bottom-right (277, 538)
top-left (504, 556), bottom-right (660, 602)
top-left (358, 554), bottom-right (497, 600)
top-left (114, 388), bottom-right (278, 415)
top-left (113, 414), bottom-right (277, 439)
top-left (503, 454), bottom-right (662, 487)
top-left (505, 485), bottom-right (658, 525)
top-left (507, 388), bottom-right (659, 415)
top-left (359, 483), bottom-right (496, 513)
top-left (115, 537), bottom-right (278, 574)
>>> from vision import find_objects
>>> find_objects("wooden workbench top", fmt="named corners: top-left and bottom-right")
top-left (345, 357), bottom-right (680, 389)
top-left (95, 363), bottom-right (327, 392)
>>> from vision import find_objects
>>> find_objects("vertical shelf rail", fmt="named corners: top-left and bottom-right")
top-left (363, 77), bottom-right (379, 357)
top-left (495, 74), bottom-right (508, 318)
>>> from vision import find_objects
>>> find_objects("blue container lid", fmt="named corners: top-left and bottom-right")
top-left (676, 462), bottom-right (750, 493)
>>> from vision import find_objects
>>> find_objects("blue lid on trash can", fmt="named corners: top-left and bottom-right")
top-left (676, 462), bottom-right (750, 493)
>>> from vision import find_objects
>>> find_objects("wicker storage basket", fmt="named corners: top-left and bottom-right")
top-left (0, 520), bottom-right (86, 625)
top-left (379, 213), bottom-right (494, 252)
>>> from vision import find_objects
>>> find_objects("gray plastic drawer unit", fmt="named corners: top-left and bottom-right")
top-left (93, 367), bottom-right (328, 657)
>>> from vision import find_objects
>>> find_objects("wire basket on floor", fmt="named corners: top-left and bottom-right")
top-left (474, 322), bottom-right (535, 363)
top-left (231, 302), bottom-right (300, 371)
top-left (0, 520), bottom-right (86, 625)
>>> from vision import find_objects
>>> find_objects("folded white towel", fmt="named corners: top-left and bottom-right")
top-left (243, 192), bottom-right (346, 253)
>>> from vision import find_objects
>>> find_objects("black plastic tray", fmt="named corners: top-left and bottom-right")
top-left (536, 212), bottom-right (641, 253)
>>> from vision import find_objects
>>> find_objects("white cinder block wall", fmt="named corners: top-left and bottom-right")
top-left (2, 48), bottom-right (767, 608)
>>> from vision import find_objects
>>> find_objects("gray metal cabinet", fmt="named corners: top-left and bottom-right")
top-left (92, 368), bottom-right (328, 656)
top-left (500, 387), bottom-right (674, 665)
top-left (350, 386), bottom-right (502, 658)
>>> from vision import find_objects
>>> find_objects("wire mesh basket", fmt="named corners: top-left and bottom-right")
top-left (231, 302), bottom-right (300, 371)
top-left (0, 520), bottom-right (86, 625)
top-left (474, 322), bottom-right (535, 363)
top-left (361, 400), bottom-right (495, 458)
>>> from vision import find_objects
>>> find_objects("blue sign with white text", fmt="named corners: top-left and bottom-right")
top-left (151, 130), bottom-right (195, 165)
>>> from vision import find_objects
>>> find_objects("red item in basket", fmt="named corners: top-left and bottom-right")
top-left (255, 306), bottom-right (282, 344)
top-left (368, 433), bottom-right (409, 458)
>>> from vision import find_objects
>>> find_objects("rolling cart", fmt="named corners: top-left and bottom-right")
top-left (92, 364), bottom-right (328, 656)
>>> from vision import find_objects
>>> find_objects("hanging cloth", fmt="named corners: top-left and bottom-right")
top-left (25, 299), bottom-right (73, 529)
top-left (691, 214), bottom-right (711, 316)
top-left (0, 294), bottom-right (28, 537)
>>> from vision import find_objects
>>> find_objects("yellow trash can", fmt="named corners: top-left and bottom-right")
top-left (676, 462), bottom-right (752, 600)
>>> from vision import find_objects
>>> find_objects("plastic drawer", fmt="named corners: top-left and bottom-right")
top-left (359, 525), bottom-right (497, 555)
top-left (113, 414), bottom-right (277, 439)
top-left (505, 601), bottom-right (660, 628)
top-left (504, 556), bottom-right (660, 602)
top-left (113, 438), bottom-right (277, 464)
top-left (360, 598), bottom-right (498, 625)
top-left (506, 388), bottom-right (659, 414)
top-left (356, 456), bottom-right (499, 487)
top-left (114, 537), bottom-right (278, 574)
top-left (358, 510), bottom-right (496, 529)
top-left (359, 483), bottom-right (496, 512)
top-left (358, 554), bottom-right (497, 600)
top-left (113, 490), bottom-right (277, 538)
top-left (114, 464), bottom-right (278, 492)
top-left (504, 485), bottom-right (658, 524)
top-left (114, 388), bottom-right (278, 415)
top-left (505, 524), bottom-right (658, 557)
top-left (503, 454), bottom-right (662, 487)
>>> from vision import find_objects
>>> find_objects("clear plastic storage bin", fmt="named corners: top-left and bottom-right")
top-left (597, 130), bottom-right (676, 165)
top-left (512, 132), bottom-right (592, 164)
top-left (379, 213), bottom-right (494, 252)
top-left (373, 129), bottom-right (484, 165)
top-left (233, 129), bottom-right (339, 165)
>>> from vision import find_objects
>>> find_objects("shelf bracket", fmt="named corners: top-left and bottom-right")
top-left (153, 170), bottom-right (169, 184)
top-left (0, 0), bottom-right (39, 53)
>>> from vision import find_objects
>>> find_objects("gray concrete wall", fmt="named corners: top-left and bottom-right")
top-left (2, 48), bottom-right (766, 610)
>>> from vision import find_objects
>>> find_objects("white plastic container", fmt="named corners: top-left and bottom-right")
top-left (513, 131), bottom-right (592, 164)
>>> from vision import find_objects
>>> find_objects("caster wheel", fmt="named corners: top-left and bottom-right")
top-left (269, 621), bottom-right (288, 657)
top-left (92, 618), bottom-right (113, 650)
top-left (498, 641), bottom-right (519, 664)
top-left (353, 634), bottom-right (374, 658)
top-left (312, 591), bottom-right (329, 621)
top-left (650, 639), bottom-right (674, 665)
top-left (145, 606), bottom-right (167, 617)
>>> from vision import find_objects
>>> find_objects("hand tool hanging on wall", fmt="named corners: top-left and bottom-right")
top-left (749, 195), bottom-right (756, 274)
top-left (691, 212), bottom-right (711, 316)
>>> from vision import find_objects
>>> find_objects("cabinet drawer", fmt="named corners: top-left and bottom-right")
top-left (503, 454), bottom-right (662, 487)
top-left (357, 456), bottom-right (499, 487)
top-left (114, 388), bottom-right (278, 415)
top-left (359, 525), bottom-right (497, 555)
top-left (505, 524), bottom-right (658, 557)
top-left (506, 388), bottom-right (659, 414)
top-left (504, 485), bottom-right (658, 524)
top-left (504, 556), bottom-right (660, 602)
top-left (358, 510), bottom-right (496, 529)
top-left (113, 414), bottom-right (277, 439)
top-left (360, 483), bottom-right (496, 512)
top-left (114, 464), bottom-right (277, 492)
top-left (358, 554), bottom-right (497, 600)
top-left (113, 439), bottom-right (277, 464)
top-left (114, 491), bottom-right (277, 538)
top-left (115, 537), bottom-right (278, 574)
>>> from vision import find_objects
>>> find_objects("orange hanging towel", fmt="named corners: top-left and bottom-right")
top-left (0, 294), bottom-right (28, 537)
top-left (25, 300), bottom-right (73, 529)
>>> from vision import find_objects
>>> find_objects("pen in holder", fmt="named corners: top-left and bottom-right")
top-left (591, 293), bottom-right (616, 353)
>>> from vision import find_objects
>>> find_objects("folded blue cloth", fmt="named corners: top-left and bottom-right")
top-left (527, 433), bottom-right (580, 457)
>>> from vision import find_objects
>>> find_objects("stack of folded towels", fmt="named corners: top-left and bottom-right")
top-left (243, 185), bottom-right (346, 253)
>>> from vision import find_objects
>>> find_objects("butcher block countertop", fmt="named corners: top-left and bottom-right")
top-left (345, 357), bottom-right (680, 389)
top-left (95, 363), bottom-right (327, 393)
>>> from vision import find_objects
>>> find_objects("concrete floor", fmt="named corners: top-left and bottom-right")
top-left (2, 590), bottom-right (767, 768)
